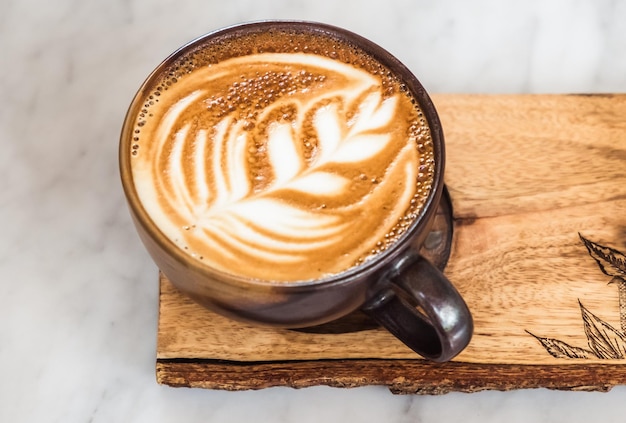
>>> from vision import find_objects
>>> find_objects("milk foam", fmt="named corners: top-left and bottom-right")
top-left (130, 49), bottom-right (433, 281)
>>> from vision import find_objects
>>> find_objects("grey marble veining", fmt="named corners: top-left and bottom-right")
top-left (2, 0), bottom-right (626, 422)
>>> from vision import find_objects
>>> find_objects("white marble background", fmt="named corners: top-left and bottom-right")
top-left (2, 0), bottom-right (626, 421)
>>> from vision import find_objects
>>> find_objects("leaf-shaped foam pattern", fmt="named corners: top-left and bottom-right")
top-left (351, 92), bottom-right (398, 135)
top-left (286, 172), bottom-right (350, 196)
top-left (267, 122), bottom-right (303, 186)
top-left (332, 134), bottom-right (392, 163)
top-left (131, 52), bottom-right (434, 281)
top-left (198, 207), bottom-right (345, 264)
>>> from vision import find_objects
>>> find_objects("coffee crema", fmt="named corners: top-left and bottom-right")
top-left (128, 28), bottom-right (435, 282)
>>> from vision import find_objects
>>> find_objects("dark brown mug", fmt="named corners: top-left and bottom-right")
top-left (119, 21), bottom-right (472, 361)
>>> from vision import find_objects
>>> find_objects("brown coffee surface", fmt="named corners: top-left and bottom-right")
top-left (128, 26), bottom-right (435, 282)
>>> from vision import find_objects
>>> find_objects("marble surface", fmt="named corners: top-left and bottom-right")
top-left (2, 0), bottom-right (626, 421)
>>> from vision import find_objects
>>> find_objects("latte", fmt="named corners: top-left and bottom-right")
top-left (127, 25), bottom-right (435, 281)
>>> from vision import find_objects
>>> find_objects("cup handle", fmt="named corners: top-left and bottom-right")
top-left (362, 254), bottom-right (473, 362)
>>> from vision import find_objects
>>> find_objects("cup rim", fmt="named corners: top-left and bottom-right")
top-left (119, 20), bottom-right (445, 289)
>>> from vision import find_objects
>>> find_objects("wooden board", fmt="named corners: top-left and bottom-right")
top-left (156, 94), bottom-right (626, 393)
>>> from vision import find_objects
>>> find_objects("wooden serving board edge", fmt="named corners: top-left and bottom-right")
top-left (156, 358), bottom-right (626, 394)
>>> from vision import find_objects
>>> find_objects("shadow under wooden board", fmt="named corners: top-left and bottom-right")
top-left (156, 94), bottom-right (626, 394)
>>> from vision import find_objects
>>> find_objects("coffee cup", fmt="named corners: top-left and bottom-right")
top-left (119, 21), bottom-right (473, 361)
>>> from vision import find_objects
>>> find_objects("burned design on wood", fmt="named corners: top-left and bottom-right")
top-left (528, 234), bottom-right (626, 359)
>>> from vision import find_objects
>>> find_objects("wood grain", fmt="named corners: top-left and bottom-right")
top-left (156, 94), bottom-right (626, 393)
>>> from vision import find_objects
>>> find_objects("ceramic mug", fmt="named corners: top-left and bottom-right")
top-left (119, 21), bottom-right (473, 362)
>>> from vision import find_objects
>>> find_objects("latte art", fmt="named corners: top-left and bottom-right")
top-left (130, 42), bottom-right (434, 281)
